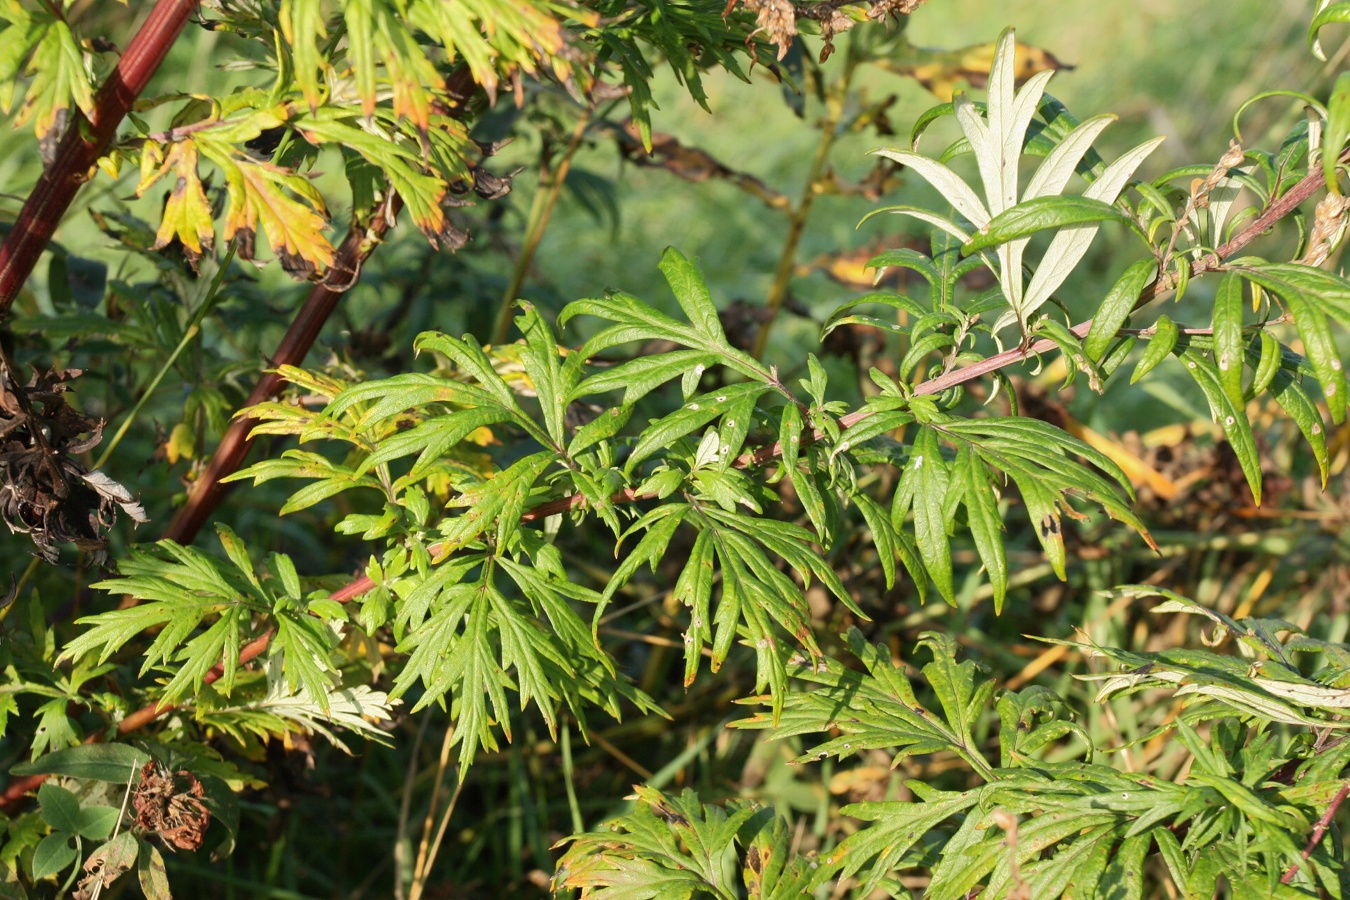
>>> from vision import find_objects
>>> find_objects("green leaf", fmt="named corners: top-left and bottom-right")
top-left (570, 350), bottom-right (717, 405)
top-left (1235, 263), bottom-right (1350, 424)
top-left (36, 783), bottom-right (80, 833)
top-left (515, 302), bottom-right (568, 445)
top-left (413, 333), bottom-right (522, 416)
top-left (673, 528), bottom-right (715, 688)
top-left (595, 505), bottom-right (688, 627)
top-left (1270, 369), bottom-right (1330, 487)
top-left (823, 290), bottom-right (928, 340)
top-left (284, 0), bottom-right (327, 110)
top-left (1310, 2), bottom-right (1350, 60)
top-left (554, 787), bottom-right (776, 898)
top-left (9, 744), bottom-right (150, 782)
top-left (831, 790), bottom-right (980, 895)
top-left (898, 427), bottom-right (955, 605)
top-left (1179, 349), bottom-right (1263, 505)
top-left (1326, 71), bottom-right (1350, 192)
top-left (1131, 314), bottom-right (1178, 383)
top-left (962, 196), bottom-right (1136, 254)
top-left (438, 451), bottom-right (554, 554)
top-left (358, 406), bottom-right (514, 479)
top-left (1085, 259), bottom-right (1154, 361)
top-left (658, 247), bottom-right (726, 343)
top-left (73, 806), bottom-right (120, 841)
top-left (569, 404), bottom-right (634, 456)
top-left (956, 444), bottom-right (1007, 612)
top-left (1250, 330), bottom-right (1282, 398)
top-left (29, 833), bottom-right (74, 881)
top-left (852, 493), bottom-right (897, 591)
top-left (628, 382), bottom-right (771, 472)
top-left (1213, 272), bottom-right (1246, 410)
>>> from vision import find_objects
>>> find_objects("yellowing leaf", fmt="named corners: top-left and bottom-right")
top-left (166, 421), bottom-right (196, 465)
top-left (0, 5), bottom-right (43, 114)
top-left (144, 140), bottom-right (216, 269)
top-left (198, 140), bottom-right (335, 280)
top-left (878, 36), bottom-right (1071, 101)
top-left (15, 17), bottom-right (95, 138)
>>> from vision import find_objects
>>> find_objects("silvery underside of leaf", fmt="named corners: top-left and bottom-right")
top-left (873, 27), bottom-right (1163, 336)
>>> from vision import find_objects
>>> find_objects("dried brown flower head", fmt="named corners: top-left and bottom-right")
top-left (133, 761), bottom-right (211, 852)
top-left (0, 365), bottom-right (146, 565)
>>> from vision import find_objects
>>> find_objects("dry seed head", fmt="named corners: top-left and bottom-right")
top-left (1298, 192), bottom-right (1350, 267)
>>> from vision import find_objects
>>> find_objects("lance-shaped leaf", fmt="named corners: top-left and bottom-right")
top-left (1084, 258), bottom-right (1154, 361)
top-left (954, 444), bottom-right (1008, 612)
top-left (1235, 263), bottom-right (1350, 424)
top-left (1270, 369), bottom-right (1330, 486)
top-left (893, 426), bottom-right (956, 605)
top-left (659, 247), bottom-right (728, 344)
top-left (869, 150), bottom-right (989, 227)
top-left (283, 0), bottom-right (327, 111)
top-left (1131, 314), bottom-right (1178, 383)
top-left (1017, 135), bottom-right (1166, 323)
top-left (962, 195), bottom-right (1137, 255)
top-left (1212, 272), bottom-right (1246, 411)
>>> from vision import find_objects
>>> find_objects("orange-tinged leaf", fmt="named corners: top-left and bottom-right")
top-left (200, 141), bottom-right (334, 279)
top-left (16, 17), bottom-right (94, 138)
top-left (379, 16), bottom-right (440, 132)
top-left (342, 0), bottom-right (379, 117)
top-left (283, 0), bottom-right (327, 111)
top-left (148, 140), bottom-right (215, 268)
top-left (878, 37), bottom-right (1071, 101)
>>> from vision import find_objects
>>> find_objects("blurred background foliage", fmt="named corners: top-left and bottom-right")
top-left (2, 0), bottom-right (1348, 896)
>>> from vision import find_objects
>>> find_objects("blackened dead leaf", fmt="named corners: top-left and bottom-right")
top-left (470, 165), bottom-right (516, 200)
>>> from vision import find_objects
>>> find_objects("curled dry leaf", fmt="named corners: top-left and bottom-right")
top-left (0, 366), bottom-right (146, 565)
top-left (73, 832), bottom-right (138, 900)
top-left (726, 0), bottom-right (928, 62)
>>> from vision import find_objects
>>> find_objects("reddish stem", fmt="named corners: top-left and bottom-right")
top-left (316, 146), bottom-right (1349, 607)
top-left (157, 199), bottom-right (401, 552)
top-left (1280, 782), bottom-right (1350, 884)
top-left (0, 0), bottom-right (201, 316)
top-left (0, 627), bottom-right (275, 813)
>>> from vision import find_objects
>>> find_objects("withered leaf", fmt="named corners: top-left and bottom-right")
top-left (0, 366), bottom-right (147, 566)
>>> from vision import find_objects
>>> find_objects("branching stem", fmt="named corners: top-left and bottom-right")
top-left (1280, 783), bottom-right (1349, 884)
